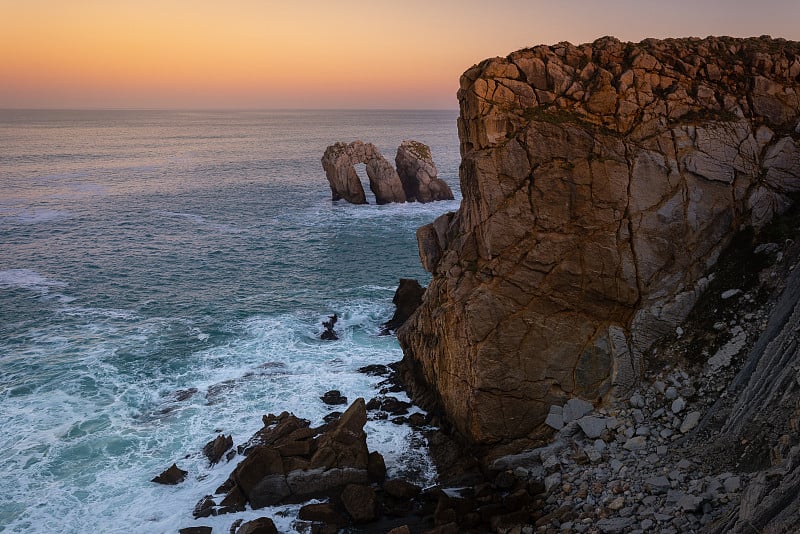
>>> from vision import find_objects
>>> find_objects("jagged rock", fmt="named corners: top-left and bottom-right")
top-left (395, 140), bottom-right (454, 202)
top-left (321, 141), bottom-right (406, 204)
top-left (382, 279), bottom-right (426, 333)
top-left (193, 495), bottom-right (216, 518)
top-left (219, 399), bottom-right (370, 510)
top-left (236, 517), bottom-right (278, 534)
top-left (151, 463), bottom-right (188, 485)
top-left (203, 434), bottom-right (233, 465)
top-left (397, 35), bottom-right (800, 449)
top-left (321, 314), bottom-right (338, 341)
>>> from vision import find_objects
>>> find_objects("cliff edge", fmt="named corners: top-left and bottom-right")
top-left (397, 35), bottom-right (800, 451)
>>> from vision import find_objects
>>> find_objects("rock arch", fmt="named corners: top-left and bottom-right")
top-left (321, 141), bottom-right (406, 204)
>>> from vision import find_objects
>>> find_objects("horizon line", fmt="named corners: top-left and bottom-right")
top-left (0, 107), bottom-right (461, 113)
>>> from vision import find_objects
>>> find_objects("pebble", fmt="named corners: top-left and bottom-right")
top-left (671, 397), bottom-right (686, 414)
top-left (577, 416), bottom-right (607, 439)
top-left (680, 411), bottom-right (701, 433)
top-left (623, 436), bottom-right (647, 450)
top-left (665, 387), bottom-right (678, 400)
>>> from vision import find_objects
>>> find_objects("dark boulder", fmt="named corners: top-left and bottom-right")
top-left (320, 390), bottom-right (348, 405)
top-left (151, 463), bottom-right (187, 485)
top-left (192, 495), bottom-right (216, 519)
top-left (340, 484), bottom-right (377, 523)
top-left (384, 479), bottom-right (422, 500)
top-left (203, 434), bottom-right (233, 465)
top-left (367, 451), bottom-right (387, 482)
top-left (320, 314), bottom-right (338, 340)
top-left (382, 279), bottom-right (425, 333)
top-left (236, 517), bottom-right (279, 534)
top-left (179, 528), bottom-right (212, 534)
top-left (298, 502), bottom-right (348, 526)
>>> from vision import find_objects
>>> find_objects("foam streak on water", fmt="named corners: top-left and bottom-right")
top-left (0, 110), bottom-right (460, 533)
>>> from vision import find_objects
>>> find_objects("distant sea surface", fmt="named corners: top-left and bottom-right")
top-left (0, 109), bottom-right (461, 533)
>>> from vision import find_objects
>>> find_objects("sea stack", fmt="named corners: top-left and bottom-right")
top-left (397, 36), bottom-right (800, 449)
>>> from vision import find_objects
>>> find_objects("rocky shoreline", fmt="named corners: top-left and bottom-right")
top-left (167, 199), bottom-right (798, 533)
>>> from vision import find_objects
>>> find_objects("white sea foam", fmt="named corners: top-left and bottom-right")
top-left (0, 269), bottom-right (67, 291)
top-left (0, 298), bottom-right (434, 532)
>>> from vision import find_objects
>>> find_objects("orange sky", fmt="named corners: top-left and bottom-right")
top-left (2, 0), bottom-right (799, 109)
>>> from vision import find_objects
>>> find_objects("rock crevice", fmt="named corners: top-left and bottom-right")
top-left (397, 35), bottom-right (800, 449)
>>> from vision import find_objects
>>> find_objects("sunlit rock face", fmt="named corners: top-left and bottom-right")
top-left (395, 140), bottom-right (454, 203)
top-left (321, 140), bottom-right (406, 205)
top-left (397, 36), bottom-right (800, 450)
top-left (321, 140), bottom-right (454, 205)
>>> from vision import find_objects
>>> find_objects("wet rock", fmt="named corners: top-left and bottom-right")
top-left (203, 434), bottom-right (233, 465)
top-left (320, 390), bottom-right (348, 405)
top-left (384, 478), bottom-right (422, 500)
top-left (382, 279), bottom-right (426, 333)
top-left (236, 517), bottom-right (279, 534)
top-left (151, 463), bottom-right (188, 485)
top-left (320, 314), bottom-right (338, 341)
top-left (386, 527), bottom-right (411, 534)
top-left (298, 502), bottom-right (348, 527)
top-left (193, 495), bottom-right (216, 519)
top-left (179, 528), bottom-right (212, 534)
top-left (340, 484), bottom-right (377, 523)
top-left (356, 364), bottom-right (390, 376)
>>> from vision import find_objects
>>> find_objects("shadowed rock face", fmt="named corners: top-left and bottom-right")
top-left (395, 140), bottom-right (455, 202)
top-left (321, 141), bottom-right (406, 204)
top-left (397, 36), bottom-right (800, 450)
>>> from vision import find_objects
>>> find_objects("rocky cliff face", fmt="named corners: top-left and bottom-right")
top-left (397, 36), bottom-right (800, 450)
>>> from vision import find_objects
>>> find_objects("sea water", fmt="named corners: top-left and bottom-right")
top-left (0, 110), bottom-right (461, 533)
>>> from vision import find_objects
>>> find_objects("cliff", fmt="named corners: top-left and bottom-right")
top-left (397, 35), bottom-right (800, 451)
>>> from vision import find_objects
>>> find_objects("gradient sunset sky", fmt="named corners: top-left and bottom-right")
top-left (2, 0), bottom-right (799, 109)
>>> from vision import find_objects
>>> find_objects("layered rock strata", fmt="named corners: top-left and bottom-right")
top-left (398, 35), bottom-right (800, 449)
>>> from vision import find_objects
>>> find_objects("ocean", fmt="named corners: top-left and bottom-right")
top-left (0, 109), bottom-right (461, 533)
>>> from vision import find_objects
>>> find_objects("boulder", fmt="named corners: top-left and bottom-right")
top-left (340, 484), bottom-right (377, 523)
top-left (298, 502), bottom-right (348, 526)
top-left (397, 35), bottom-right (800, 450)
top-left (395, 140), bottom-right (454, 202)
top-left (236, 517), bottom-right (278, 534)
top-left (383, 479), bottom-right (422, 500)
top-left (151, 463), bottom-right (187, 485)
top-left (203, 434), bottom-right (233, 465)
top-left (320, 390), bottom-right (348, 405)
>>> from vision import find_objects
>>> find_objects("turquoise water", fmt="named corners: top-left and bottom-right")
top-left (0, 110), bottom-right (461, 533)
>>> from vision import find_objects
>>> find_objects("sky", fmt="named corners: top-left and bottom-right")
top-left (1, 0), bottom-right (799, 110)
